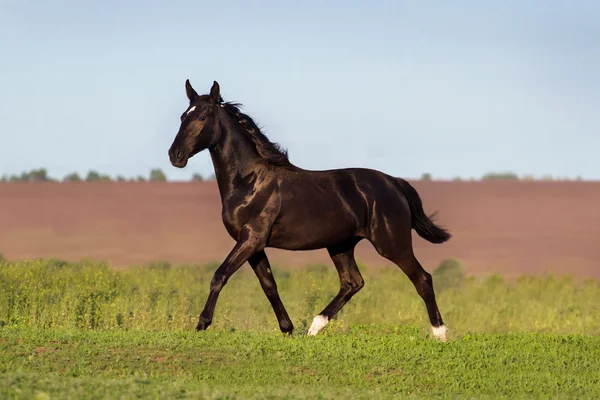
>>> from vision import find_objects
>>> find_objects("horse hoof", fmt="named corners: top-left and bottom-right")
top-left (431, 325), bottom-right (448, 342)
top-left (195, 318), bottom-right (211, 332)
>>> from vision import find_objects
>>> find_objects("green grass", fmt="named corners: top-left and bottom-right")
top-left (2, 327), bottom-right (600, 399)
top-left (1, 258), bottom-right (600, 398)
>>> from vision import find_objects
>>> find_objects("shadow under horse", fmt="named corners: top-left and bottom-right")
top-left (168, 80), bottom-right (452, 341)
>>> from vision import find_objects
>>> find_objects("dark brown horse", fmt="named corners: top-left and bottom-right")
top-left (168, 80), bottom-right (451, 341)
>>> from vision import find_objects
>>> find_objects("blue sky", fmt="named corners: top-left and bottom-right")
top-left (1, 0), bottom-right (599, 181)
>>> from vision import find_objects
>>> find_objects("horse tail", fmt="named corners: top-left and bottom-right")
top-left (395, 178), bottom-right (451, 244)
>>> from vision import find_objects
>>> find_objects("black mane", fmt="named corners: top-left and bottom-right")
top-left (221, 102), bottom-right (295, 169)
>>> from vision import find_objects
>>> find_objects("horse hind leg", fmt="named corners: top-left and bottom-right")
top-left (307, 238), bottom-right (364, 336)
top-left (371, 228), bottom-right (448, 341)
top-left (402, 254), bottom-right (447, 341)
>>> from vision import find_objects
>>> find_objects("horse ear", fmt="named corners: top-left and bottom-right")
top-left (185, 79), bottom-right (198, 102)
top-left (210, 80), bottom-right (222, 103)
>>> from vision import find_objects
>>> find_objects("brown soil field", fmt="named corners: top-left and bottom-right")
top-left (1, 180), bottom-right (599, 279)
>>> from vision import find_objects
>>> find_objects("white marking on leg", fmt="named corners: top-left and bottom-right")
top-left (308, 315), bottom-right (329, 336)
top-left (431, 325), bottom-right (448, 342)
top-left (186, 105), bottom-right (196, 115)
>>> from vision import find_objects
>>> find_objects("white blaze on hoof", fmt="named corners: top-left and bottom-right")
top-left (431, 325), bottom-right (448, 342)
top-left (308, 315), bottom-right (329, 336)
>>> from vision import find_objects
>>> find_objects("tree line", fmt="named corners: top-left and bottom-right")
top-left (0, 168), bottom-right (216, 183)
top-left (419, 172), bottom-right (584, 182)
top-left (0, 168), bottom-right (586, 183)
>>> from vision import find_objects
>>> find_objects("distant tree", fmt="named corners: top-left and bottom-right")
top-left (149, 168), bottom-right (167, 181)
top-left (191, 173), bottom-right (204, 182)
top-left (63, 172), bottom-right (82, 182)
top-left (420, 173), bottom-right (432, 181)
top-left (18, 171), bottom-right (30, 182)
top-left (4, 168), bottom-right (54, 182)
top-left (116, 175), bottom-right (127, 182)
top-left (85, 170), bottom-right (113, 181)
top-left (136, 175), bottom-right (146, 182)
top-left (28, 168), bottom-right (51, 181)
top-left (481, 172), bottom-right (519, 180)
top-left (86, 170), bottom-right (101, 182)
top-left (207, 173), bottom-right (217, 181)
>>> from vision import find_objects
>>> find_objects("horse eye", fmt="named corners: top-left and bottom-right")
top-left (199, 116), bottom-right (206, 121)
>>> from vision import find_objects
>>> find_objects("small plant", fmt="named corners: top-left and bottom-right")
top-left (432, 258), bottom-right (465, 291)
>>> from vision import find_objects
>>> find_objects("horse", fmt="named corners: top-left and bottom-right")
top-left (168, 80), bottom-right (452, 341)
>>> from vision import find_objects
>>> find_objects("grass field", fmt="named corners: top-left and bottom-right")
top-left (1, 257), bottom-right (600, 398)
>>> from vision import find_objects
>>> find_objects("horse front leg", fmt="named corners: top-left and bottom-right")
top-left (196, 227), bottom-right (264, 331)
top-left (248, 250), bottom-right (294, 334)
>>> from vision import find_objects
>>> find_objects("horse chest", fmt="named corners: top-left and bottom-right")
top-left (220, 196), bottom-right (255, 239)
top-left (219, 177), bottom-right (278, 240)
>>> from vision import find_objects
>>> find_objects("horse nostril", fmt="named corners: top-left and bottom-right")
top-left (176, 150), bottom-right (184, 161)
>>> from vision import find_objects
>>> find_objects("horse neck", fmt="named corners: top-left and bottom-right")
top-left (209, 111), bottom-right (264, 199)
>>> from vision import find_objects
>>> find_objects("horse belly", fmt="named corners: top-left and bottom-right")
top-left (267, 210), bottom-right (358, 250)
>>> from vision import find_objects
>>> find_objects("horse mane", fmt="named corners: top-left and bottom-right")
top-left (221, 102), bottom-right (295, 169)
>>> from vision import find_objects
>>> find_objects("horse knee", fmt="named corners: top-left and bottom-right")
top-left (354, 276), bottom-right (365, 293)
top-left (342, 275), bottom-right (364, 296)
top-left (261, 280), bottom-right (278, 297)
top-left (210, 272), bottom-right (227, 292)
